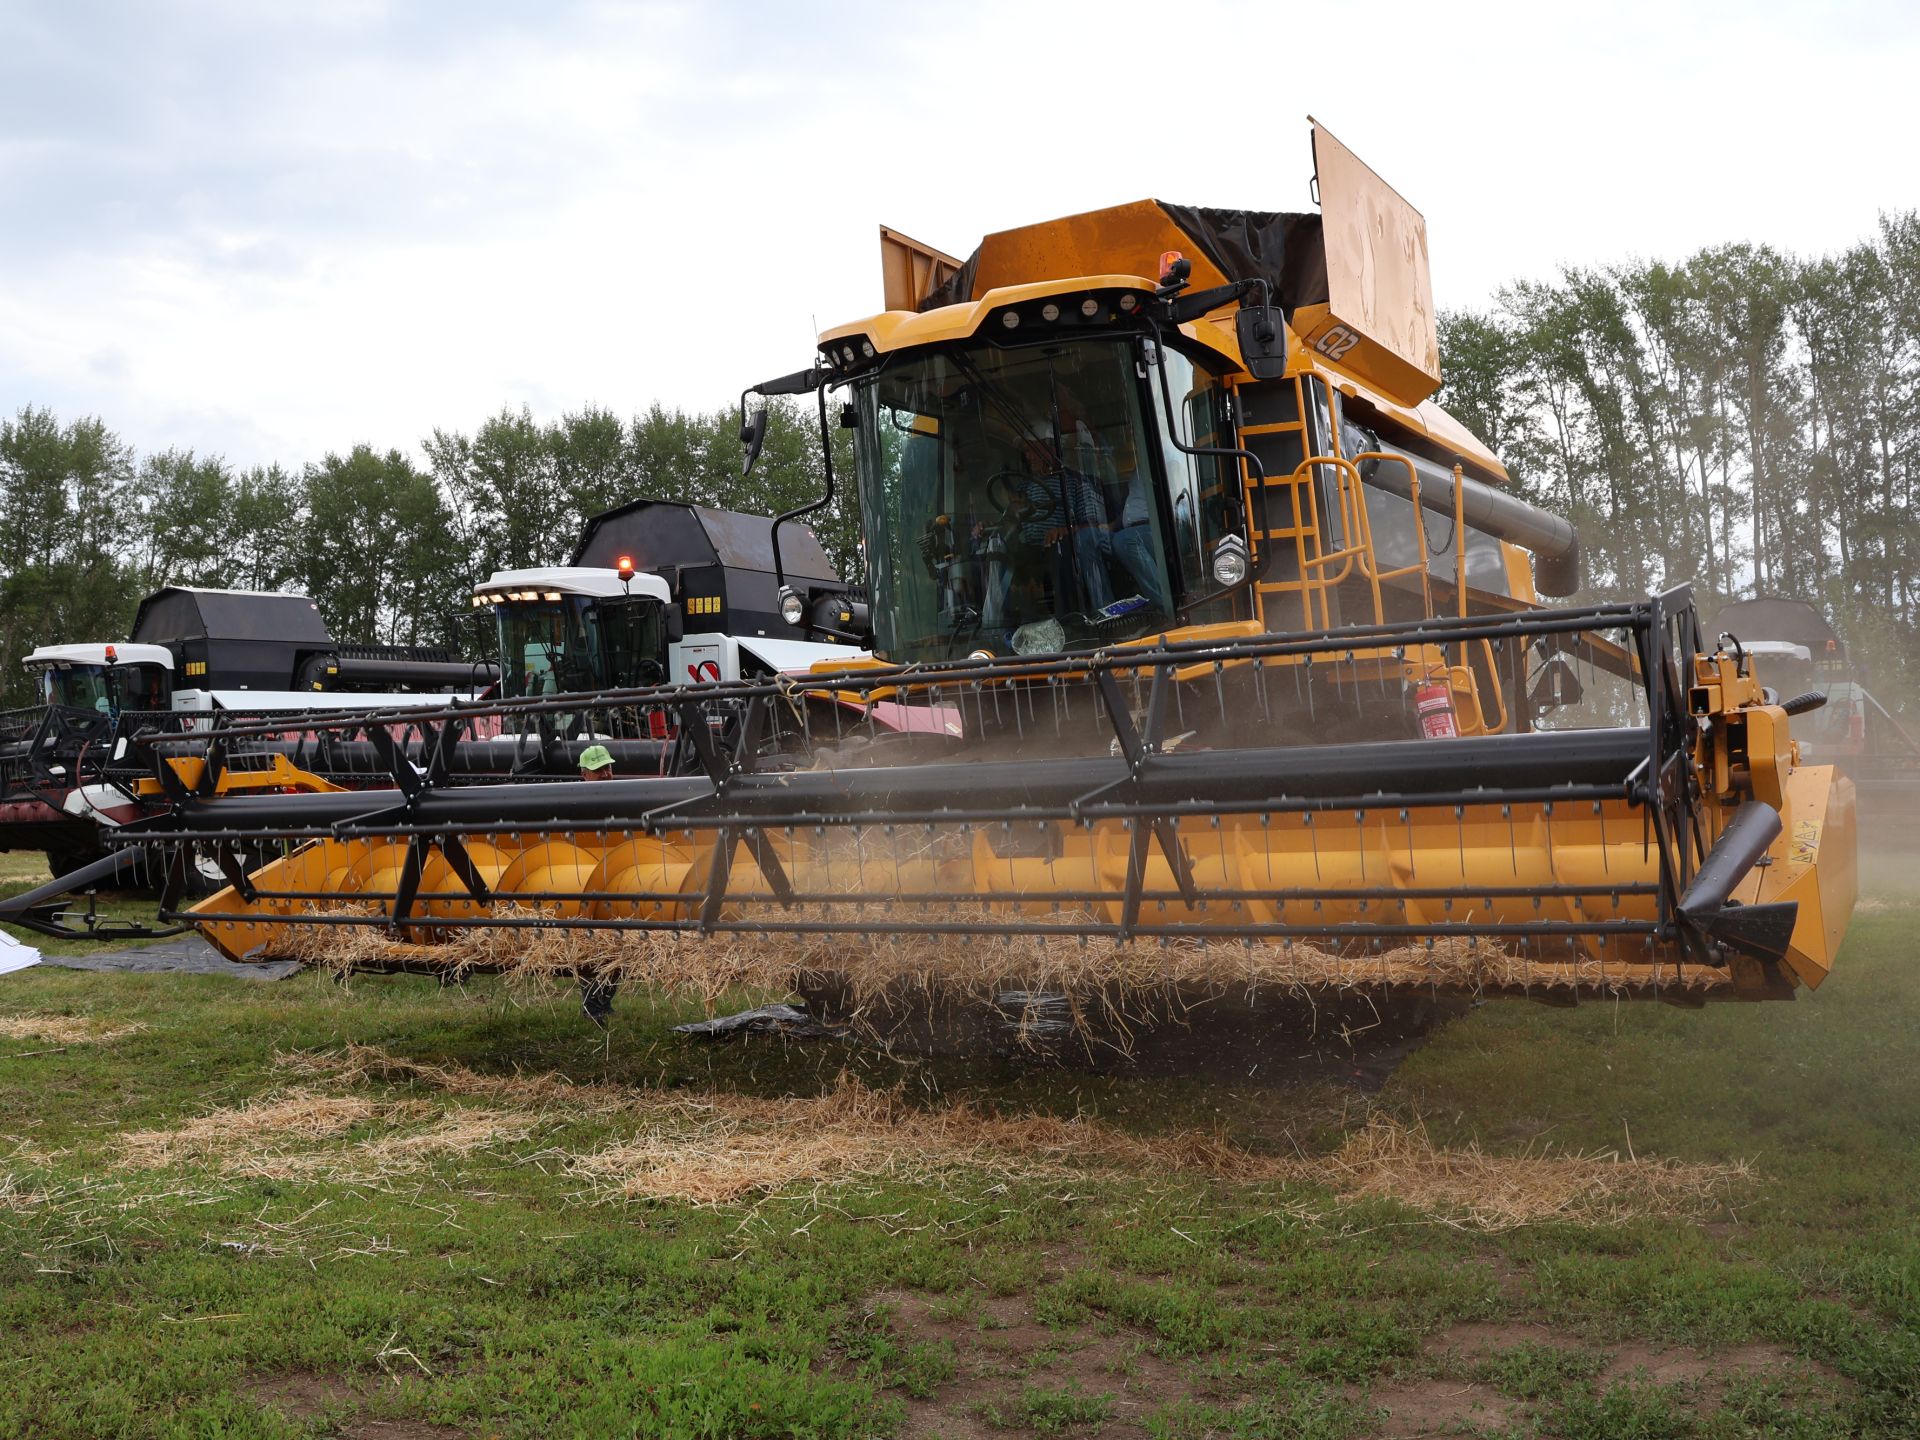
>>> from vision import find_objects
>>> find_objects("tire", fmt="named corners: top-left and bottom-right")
top-left (45, 841), bottom-right (106, 881)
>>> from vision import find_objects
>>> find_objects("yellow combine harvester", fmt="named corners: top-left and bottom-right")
top-left (135, 123), bottom-right (1853, 1017)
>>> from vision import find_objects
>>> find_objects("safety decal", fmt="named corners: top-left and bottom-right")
top-left (1790, 819), bottom-right (1820, 866)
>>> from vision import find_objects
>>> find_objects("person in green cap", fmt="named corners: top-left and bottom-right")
top-left (578, 744), bottom-right (615, 781)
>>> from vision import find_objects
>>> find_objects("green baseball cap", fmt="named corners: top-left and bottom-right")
top-left (578, 744), bottom-right (615, 772)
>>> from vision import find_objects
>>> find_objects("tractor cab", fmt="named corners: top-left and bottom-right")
top-left (473, 567), bottom-right (673, 699)
top-left (22, 643), bottom-right (173, 716)
top-left (842, 314), bottom-right (1245, 662)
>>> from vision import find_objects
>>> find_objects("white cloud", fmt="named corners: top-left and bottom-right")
top-left (2, 0), bottom-right (1915, 470)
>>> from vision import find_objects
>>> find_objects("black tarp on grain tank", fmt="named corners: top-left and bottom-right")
top-left (920, 202), bottom-right (1329, 317)
top-left (572, 500), bottom-right (842, 638)
top-left (130, 588), bottom-right (334, 692)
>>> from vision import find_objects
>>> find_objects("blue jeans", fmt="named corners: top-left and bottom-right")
top-left (1109, 523), bottom-right (1168, 613)
top-left (1056, 526), bottom-right (1114, 611)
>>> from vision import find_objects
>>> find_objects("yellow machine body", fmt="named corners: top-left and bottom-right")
top-left (179, 124), bottom-right (1855, 1005)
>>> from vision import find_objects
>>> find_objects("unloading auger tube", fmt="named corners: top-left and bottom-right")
top-left (115, 589), bottom-right (1855, 1004)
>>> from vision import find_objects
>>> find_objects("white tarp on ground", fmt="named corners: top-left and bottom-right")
top-left (0, 928), bottom-right (43, 975)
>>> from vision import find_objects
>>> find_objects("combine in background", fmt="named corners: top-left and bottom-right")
top-left (1714, 596), bottom-right (1919, 813)
top-left (480, 498), bottom-right (866, 700)
top-left (1, 588), bottom-right (495, 879)
top-left (463, 499), bottom-right (879, 772)
top-left (2, 507), bottom-right (880, 939)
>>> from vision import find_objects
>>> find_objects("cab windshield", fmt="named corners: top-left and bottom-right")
top-left (854, 336), bottom-right (1214, 662)
top-left (499, 601), bottom-right (599, 698)
top-left (496, 597), bottom-right (664, 698)
top-left (37, 663), bottom-right (169, 713)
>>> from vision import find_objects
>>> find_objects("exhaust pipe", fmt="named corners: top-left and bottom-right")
top-left (1342, 421), bottom-right (1582, 596)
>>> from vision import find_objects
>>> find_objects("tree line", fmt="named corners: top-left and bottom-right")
top-left (1437, 211), bottom-right (1918, 710)
top-left (0, 400), bottom-right (853, 706)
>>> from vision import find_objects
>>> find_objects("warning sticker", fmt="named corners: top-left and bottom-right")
top-left (1790, 819), bottom-right (1821, 866)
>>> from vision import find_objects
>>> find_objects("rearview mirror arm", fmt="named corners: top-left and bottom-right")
top-left (769, 377), bottom-right (837, 600)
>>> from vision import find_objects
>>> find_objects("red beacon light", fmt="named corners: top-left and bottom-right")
top-left (616, 555), bottom-right (636, 583)
top-left (104, 644), bottom-right (118, 662)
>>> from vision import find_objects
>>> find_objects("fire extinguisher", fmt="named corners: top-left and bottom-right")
top-left (1417, 679), bottom-right (1458, 740)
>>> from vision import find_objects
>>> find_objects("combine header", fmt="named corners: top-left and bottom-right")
top-left (107, 122), bottom-right (1854, 1022)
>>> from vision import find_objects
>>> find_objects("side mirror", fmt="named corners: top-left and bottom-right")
top-left (664, 604), bottom-right (685, 644)
top-left (1235, 305), bottom-right (1287, 380)
top-left (739, 404), bottom-right (770, 477)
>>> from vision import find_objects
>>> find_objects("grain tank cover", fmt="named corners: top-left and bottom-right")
top-left (130, 587), bottom-right (334, 692)
top-left (913, 202), bottom-right (1328, 319)
top-left (891, 121), bottom-right (1443, 408)
top-left (131, 588), bottom-right (333, 647)
top-left (572, 500), bottom-right (843, 638)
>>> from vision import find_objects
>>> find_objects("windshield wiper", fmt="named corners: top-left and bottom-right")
top-left (950, 351), bottom-right (1062, 471)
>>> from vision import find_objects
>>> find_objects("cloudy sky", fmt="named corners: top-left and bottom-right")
top-left (4, 0), bottom-right (1917, 471)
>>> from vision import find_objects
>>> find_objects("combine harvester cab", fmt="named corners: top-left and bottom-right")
top-left (148, 124), bottom-right (1853, 1021)
top-left (2, 642), bottom-right (174, 877)
top-left (457, 501), bottom-right (875, 774)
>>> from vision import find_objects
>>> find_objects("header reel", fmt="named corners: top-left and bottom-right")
top-left (105, 588), bottom-right (1850, 1010)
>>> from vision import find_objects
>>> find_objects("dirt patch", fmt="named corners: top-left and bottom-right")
top-left (0, 1013), bottom-right (147, 1046)
top-left (1603, 1340), bottom-right (1800, 1386)
top-left (245, 1372), bottom-right (469, 1438)
top-left (895, 1395), bottom-right (1002, 1439)
top-left (341, 1421), bottom-right (468, 1440)
top-left (1480, 1254), bottom-right (1532, 1304)
top-left (862, 1288), bottom-right (1169, 1439)
top-left (246, 1370), bottom-right (359, 1418)
top-left (1368, 1376), bottom-right (1519, 1437)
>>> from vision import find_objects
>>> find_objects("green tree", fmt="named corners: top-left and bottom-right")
top-left (554, 405), bottom-right (636, 523)
top-left (128, 448), bottom-right (232, 591)
top-left (227, 464), bottom-right (306, 591)
top-left (425, 406), bottom-right (572, 584)
top-left (297, 446), bottom-right (465, 646)
top-left (0, 408), bottom-right (137, 704)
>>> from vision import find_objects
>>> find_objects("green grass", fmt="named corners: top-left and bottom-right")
top-left (0, 878), bottom-right (1914, 1437)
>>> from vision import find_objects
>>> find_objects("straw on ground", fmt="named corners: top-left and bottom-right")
top-left (108, 1043), bottom-right (1747, 1228)
top-left (0, 1013), bottom-right (148, 1046)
